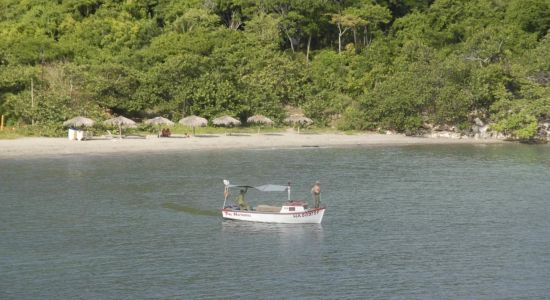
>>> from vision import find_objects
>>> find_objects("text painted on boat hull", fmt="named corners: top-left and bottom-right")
top-left (292, 210), bottom-right (321, 218)
top-left (224, 211), bottom-right (252, 217)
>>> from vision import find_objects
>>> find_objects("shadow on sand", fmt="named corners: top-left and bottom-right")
top-left (194, 134), bottom-right (220, 138)
top-left (163, 135), bottom-right (191, 139)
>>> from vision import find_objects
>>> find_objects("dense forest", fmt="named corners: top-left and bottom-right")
top-left (0, 0), bottom-right (549, 138)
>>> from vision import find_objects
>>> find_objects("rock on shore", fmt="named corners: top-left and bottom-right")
top-left (423, 117), bottom-right (549, 142)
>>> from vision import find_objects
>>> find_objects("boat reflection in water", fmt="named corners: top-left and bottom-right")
top-left (221, 221), bottom-right (325, 265)
top-left (221, 221), bottom-right (324, 244)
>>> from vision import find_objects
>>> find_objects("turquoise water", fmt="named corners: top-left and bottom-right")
top-left (1, 144), bottom-right (549, 299)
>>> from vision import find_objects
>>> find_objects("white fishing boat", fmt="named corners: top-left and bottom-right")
top-left (221, 180), bottom-right (326, 224)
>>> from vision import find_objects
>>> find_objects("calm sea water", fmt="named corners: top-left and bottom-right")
top-left (1, 144), bottom-right (550, 299)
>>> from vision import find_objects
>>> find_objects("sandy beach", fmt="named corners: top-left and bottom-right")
top-left (0, 132), bottom-right (507, 158)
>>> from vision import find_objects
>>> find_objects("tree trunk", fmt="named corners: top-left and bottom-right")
top-left (338, 32), bottom-right (342, 53)
top-left (182, 99), bottom-right (186, 119)
top-left (306, 34), bottom-right (312, 63)
top-left (229, 11), bottom-right (242, 30)
top-left (364, 26), bottom-right (371, 46)
top-left (31, 78), bottom-right (34, 126)
top-left (285, 32), bottom-right (295, 52)
top-left (337, 24), bottom-right (349, 54)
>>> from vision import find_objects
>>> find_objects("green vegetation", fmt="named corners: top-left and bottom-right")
top-left (1, 0), bottom-right (549, 139)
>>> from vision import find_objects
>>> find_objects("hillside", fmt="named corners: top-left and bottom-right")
top-left (0, 0), bottom-right (549, 139)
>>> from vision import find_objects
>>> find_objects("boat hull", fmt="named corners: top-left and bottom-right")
top-left (222, 207), bottom-right (325, 224)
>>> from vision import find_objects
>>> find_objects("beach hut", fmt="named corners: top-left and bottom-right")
top-left (63, 116), bottom-right (95, 141)
top-left (247, 115), bottom-right (273, 134)
top-left (284, 115), bottom-right (313, 133)
top-left (104, 116), bottom-right (136, 139)
top-left (179, 115), bottom-right (208, 135)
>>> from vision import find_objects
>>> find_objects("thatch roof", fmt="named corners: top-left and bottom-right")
top-left (179, 115), bottom-right (208, 127)
top-left (104, 116), bottom-right (137, 128)
top-left (145, 116), bottom-right (174, 126)
top-left (284, 115), bottom-right (313, 125)
top-left (247, 115), bottom-right (274, 125)
top-left (213, 115), bottom-right (241, 126)
top-left (63, 116), bottom-right (95, 127)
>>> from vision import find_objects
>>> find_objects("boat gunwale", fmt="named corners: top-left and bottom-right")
top-left (221, 207), bottom-right (326, 216)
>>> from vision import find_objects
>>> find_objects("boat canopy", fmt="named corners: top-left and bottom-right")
top-left (226, 183), bottom-right (288, 192)
top-left (223, 179), bottom-right (292, 208)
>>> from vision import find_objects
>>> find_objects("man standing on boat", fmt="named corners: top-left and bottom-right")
top-left (236, 189), bottom-right (251, 211)
top-left (311, 181), bottom-right (321, 208)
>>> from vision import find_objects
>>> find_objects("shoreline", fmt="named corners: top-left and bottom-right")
top-left (0, 132), bottom-right (508, 159)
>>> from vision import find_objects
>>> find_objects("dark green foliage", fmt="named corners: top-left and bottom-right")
top-left (0, 0), bottom-right (548, 138)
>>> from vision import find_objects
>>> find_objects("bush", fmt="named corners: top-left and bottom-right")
top-left (493, 112), bottom-right (538, 140)
top-left (337, 104), bottom-right (370, 130)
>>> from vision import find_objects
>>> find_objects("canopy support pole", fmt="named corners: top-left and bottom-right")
top-left (223, 180), bottom-right (230, 209)
top-left (287, 182), bottom-right (291, 201)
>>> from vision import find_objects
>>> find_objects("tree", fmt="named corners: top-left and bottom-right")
top-left (350, 3), bottom-right (391, 48)
top-left (329, 10), bottom-right (365, 53)
top-left (172, 8), bottom-right (219, 33)
top-left (506, 0), bottom-right (550, 38)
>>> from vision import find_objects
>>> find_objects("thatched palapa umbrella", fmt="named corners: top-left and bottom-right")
top-left (284, 115), bottom-right (313, 133)
top-left (179, 115), bottom-right (208, 135)
top-left (63, 116), bottom-right (95, 141)
top-left (284, 115), bottom-right (313, 125)
top-left (145, 116), bottom-right (174, 126)
top-left (213, 115), bottom-right (241, 135)
top-left (213, 115), bottom-right (241, 126)
top-left (63, 116), bottom-right (95, 128)
top-left (104, 116), bottom-right (136, 139)
top-left (247, 114), bottom-right (273, 134)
